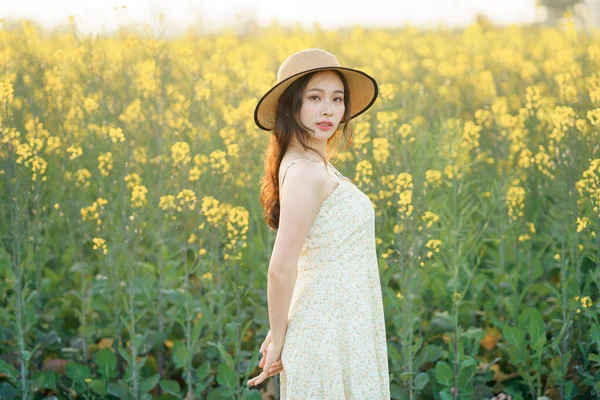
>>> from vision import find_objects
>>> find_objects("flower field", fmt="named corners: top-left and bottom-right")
top-left (0, 15), bottom-right (599, 400)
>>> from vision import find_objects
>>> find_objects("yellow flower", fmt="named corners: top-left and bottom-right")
top-left (554, 253), bottom-right (561, 261)
top-left (171, 142), bottom-right (191, 166)
top-left (209, 150), bottom-right (230, 173)
top-left (355, 160), bottom-right (373, 186)
top-left (66, 145), bottom-right (83, 161)
top-left (421, 211), bottom-right (440, 228)
top-left (83, 97), bottom-right (99, 113)
top-left (373, 137), bottom-right (390, 164)
top-left (97, 152), bottom-right (113, 176)
top-left (424, 169), bottom-right (442, 188)
top-left (109, 127), bottom-right (125, 143)
top-left (506, 183), bottom-right (525, 222)
top-left (518, 234), bottom-right (530, 242)
top-left (398, 123), bottom-right (412, 138)
top-left (159, 195), bottom-right (176, 211)
top-left (587, 108), bottom-right (600, 127)
top-left (124, 173), bottom-right (142, 190)
top-left (577, 217), bottom-right (590, 232)
top-left (176, 189), bottom-right (197, 211)
top-left (131, 185), bottom-right (148, 208)
top-left (396, 291), bottom-right (404, 299)
top-left (92, 238), bottom-right (108, 255)
top-left (581, 296), bottom-right (593, 308)
top-left (395, 172), bottom-right (414, 219)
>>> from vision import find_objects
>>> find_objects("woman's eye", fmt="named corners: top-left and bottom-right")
top-left (310, 96), bottom-right (319, 100)
top-left (335, 97), bottom-right (343, 102)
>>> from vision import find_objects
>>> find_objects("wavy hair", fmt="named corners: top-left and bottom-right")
top-left (259, 70), bottom-right (352, 231)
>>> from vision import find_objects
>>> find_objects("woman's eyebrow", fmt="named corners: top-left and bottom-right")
top-left (307, 88), bottom-right (344, 94)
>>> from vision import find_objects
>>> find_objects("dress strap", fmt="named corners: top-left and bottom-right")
top-left (326, 161), bottom-right (350, 183)
top-left (280, 158), bottom-right (342, 190)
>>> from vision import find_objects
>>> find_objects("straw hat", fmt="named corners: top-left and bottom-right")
top-left (254, 48), bottom-right (378, 131)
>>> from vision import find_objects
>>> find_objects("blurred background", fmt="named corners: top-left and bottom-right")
top-left (2, 0), bottom-right (600, 35)
top-left (1, 0), bottom-right (600, 400)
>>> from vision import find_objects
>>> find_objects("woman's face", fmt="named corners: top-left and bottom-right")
top-left (299, 71), bottom-right (345, 142)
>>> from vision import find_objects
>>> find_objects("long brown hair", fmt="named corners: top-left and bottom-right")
top-left (259, 70), bottom-right (353, 231)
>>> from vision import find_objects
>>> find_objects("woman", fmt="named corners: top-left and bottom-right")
top-left (247, 48), bottom-right (390, 399)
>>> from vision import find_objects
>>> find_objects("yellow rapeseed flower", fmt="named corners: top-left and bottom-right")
top-left (176, 189), bottom-right (197, 211)
top-left (131, 185), bottom-right (148, 208)
top-left (421, 211), bottom-right (440, 228)
top-left (92, 237), bottom-right (108, 255)
top-left (109, 127), bottom-right (125, 143)
top-left (373, 137), bottom-right (390, 164)
top-left (171, 141), bottom-right (191, 166)
top-left (97, 152), bottom-right (113, 176)
top-left (355, 160), bottom-right (373, 186)
top-left (67, 145), bottom-right (83, 160)
top-left (159, 195), bottom-right (176, 211)
top-left (83, 97), bottom-right (99, 113)
top-left (576, 217), bottom-right (590, 232)
top-left (581, 296), bottom-right (593, 308)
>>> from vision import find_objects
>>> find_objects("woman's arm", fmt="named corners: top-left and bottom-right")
top-left (266, 161), bottom-right (329, 349)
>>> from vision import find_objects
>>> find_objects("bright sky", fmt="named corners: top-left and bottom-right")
top-left (1, 0), bottom-right (539, 36)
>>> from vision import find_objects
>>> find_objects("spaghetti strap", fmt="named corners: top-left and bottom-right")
top-left (279, 158), bottom-right (342, 192)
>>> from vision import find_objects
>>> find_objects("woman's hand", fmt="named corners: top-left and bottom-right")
top-left (258, 330), bottom-right (282, 371)
top-left (247, 341), bottom-right (283, 387)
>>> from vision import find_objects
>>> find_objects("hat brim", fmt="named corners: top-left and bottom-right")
top-left (254, 66), bottom-right (378, 131)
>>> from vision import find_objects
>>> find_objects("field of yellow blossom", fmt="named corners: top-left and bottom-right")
top-left (1, 15), bottom-right (599, 400)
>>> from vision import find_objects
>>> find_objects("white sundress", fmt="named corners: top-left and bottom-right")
top-left (277, 158), bottom-right (390, 400)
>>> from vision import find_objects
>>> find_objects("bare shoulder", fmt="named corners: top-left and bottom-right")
top-left (270, 161), bottom-right (328, 272)
top-left (279, 159), bottom-right (328, 209)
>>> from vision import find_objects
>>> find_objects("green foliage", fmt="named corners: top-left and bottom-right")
top-left (1, 14), bottom-right (600, 400)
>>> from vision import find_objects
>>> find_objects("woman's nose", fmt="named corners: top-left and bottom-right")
top-left (322, 101), bottom-right (333, 115)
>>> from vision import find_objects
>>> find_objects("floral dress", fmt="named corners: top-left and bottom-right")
top-left (278, 159), bottom-right (390, 400)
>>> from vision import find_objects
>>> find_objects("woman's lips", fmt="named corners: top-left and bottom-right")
top-left (317, 122), bottom-right (333, 131)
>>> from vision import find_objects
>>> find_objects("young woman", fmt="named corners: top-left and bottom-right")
top-left (247, 48), bottom-right (390, 399)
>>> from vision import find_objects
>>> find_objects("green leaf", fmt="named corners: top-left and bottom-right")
top-left (0, 382), bottom-right (17, 400)
top-left (217, 362), bottom-right (237, 388)
top-left (160, 379), bottom-right (181, 395)
top-left (413, 372), bottom-right (428, 391)
top-left (191, 320), bottom-right (205, 349)
top-left (107, 381), bottom-right (128, 398)
top-left (217, 343), bottom-right (235, 369)
top-left (140, 374), bottom-right (161, 393)
top-left (589, 353), bottom-right (600, 364)
top-left (532, 334), bottom-right (547, 355)
top-left (435, 361), bottom-right (453, 386)
top-left (89, 379), bottom-right (108, 396)
top-left (399, 372), bottom-right (413, 382)
top-left (32, 370), bottom-right (56, 389)
top-left (118, 343), bottom-right (132, 364)
top-left (173, 343), bottom-right (191, 369)
top-left (523, 308), bottom-right (545, 344)
top-left (421, 344), bottom-right (444, 363)
top-left (439, 389), bottom-right (454, 400)
top-left (457, 364), bottom-right (473, 391)
top-left (591, 324), bottom-right (600, 346)
top-left (197, 361), bottom-right (210, 380)
top-left (96, 348), bottom-right (117, 378)
top-left (242, 389), bottom-right (263, 400)
top-left (502, 326), bottom-right (525, 352)
top-left (0, 360), bottom-right (18, 383)
top-left (21, 350), bottom-right (31, 362)
top-left (65, 362), bottom-right (91, 381)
